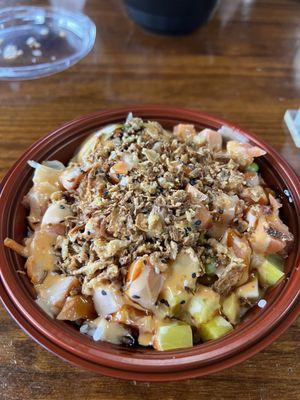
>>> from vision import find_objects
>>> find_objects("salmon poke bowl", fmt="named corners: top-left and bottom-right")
top-left (0, 106), bottom-right (299, 381)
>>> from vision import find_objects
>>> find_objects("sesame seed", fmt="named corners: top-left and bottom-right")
top-left (132, 295), bottom-right (140, 299)
top-left (101, 290), bottom-right (107, 296)
top-left (180, 300), bottom-right (186, 305)
top-left (194, 220), bottom-right (201, 226)
top-left (191, 272), bottom-right (196, 278)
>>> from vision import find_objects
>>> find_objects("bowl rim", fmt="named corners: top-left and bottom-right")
top-left (0, 105), bottom-right (299, 378)
top-left (1, 270), bottom-right (299, 381)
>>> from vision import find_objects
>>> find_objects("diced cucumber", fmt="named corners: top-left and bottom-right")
top-left (236, 277), bottom-right (259, 300)
top-left (198, 316), bottom-right (233, 342)
top-left (266, 254), bottom-right (284, 271)
top-left (186, 285), bottom-right (220, 327)
top-left (256, 259), bottom-right (285, 287)
top-left (153, 322), bottom-right (193, 351)
top-left (222, 292), bottom-right (240, 324)
top-left (246, 162), bottom-right (259, 172)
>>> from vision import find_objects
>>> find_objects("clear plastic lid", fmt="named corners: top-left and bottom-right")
top-left (0, 6), bottom-right (96, 80)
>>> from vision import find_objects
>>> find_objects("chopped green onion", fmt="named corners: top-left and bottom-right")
top-left (246, 162), bottom-right (259, 172)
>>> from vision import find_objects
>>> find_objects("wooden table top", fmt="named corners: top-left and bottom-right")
top-left (0, 0), bottom-right (299, 399)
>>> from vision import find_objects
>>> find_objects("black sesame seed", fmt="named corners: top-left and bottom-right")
top-left (194, 220), bottom-right (201, 226)
top-left (184, 226), bottom-right (192, 236)
top-left (59, 205), bottom-right (65, 209)
top-left (160, 299), bottom-right (169, 306)
top-left (180, 300), bottom-right (186, 305)
top-left (161, 299), bottom-right (170, 307)
top-left (101, 290), bottom-right (107, 296)
top-left (192, 272), bottom-right (197, 278)
top-left (87, 231), bottom-right (91, 235)
top-left (132, 295), bottom-right (140, 299)
top-left (190, 179), bottom-right (197, 185)
top-left (161, 258), bottom-right (168, 264)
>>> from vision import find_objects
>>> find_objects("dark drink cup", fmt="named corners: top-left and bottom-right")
top-left (123, 0), bottom-right (219, 35)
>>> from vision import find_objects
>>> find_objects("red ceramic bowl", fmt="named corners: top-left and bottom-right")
top-left (0, 106), bottom-right (299, 381)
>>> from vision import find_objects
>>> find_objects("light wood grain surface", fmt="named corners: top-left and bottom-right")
top-left (0, 0), bottom-right (299, 399)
